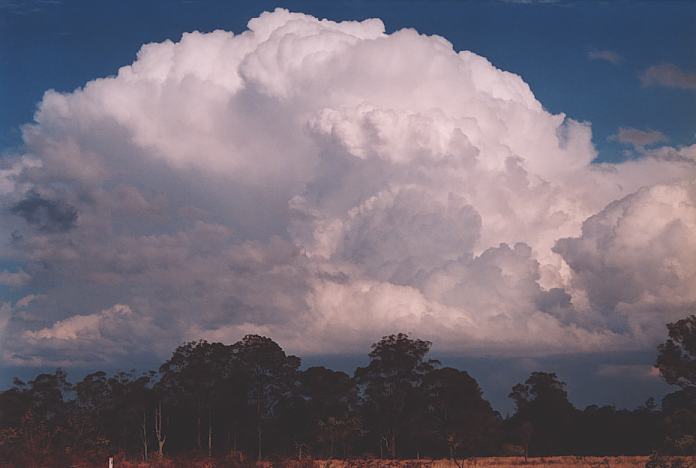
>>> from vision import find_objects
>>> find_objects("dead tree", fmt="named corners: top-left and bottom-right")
top-left (141, 411), bottom-right (149, 461)
top-left (154, 402), bottom-right (166, 457)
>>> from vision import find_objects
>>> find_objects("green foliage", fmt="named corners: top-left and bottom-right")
top-left (657, 315), bottom-right (696, 389)
top-left (657, 315), bottom-right (696, 455)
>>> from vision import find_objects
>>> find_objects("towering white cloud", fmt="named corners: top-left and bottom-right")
top-left (1, 9), bottom-right (695, 365)
top-left (554, 181), bottom-right (696, 339)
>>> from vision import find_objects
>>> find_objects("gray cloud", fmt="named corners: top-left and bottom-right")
top-left (499, 0), bottom-right (562, 4)
top-left (0, 270), bottom-right (30, 287)
top-left (0, 0), bottom-right (62, 15)
top-left (596, 363), bottom-right (660, 380)
top-left (10, 191), bottom-right (78, 232)
top-left (587, 50), bottom-right (623, 65)
top-left (609, 127), bottom-right (668, 150)
top-left (640, 63), bottom-right (696, 90)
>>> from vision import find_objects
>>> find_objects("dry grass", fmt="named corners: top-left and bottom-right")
top-left (111, 455), bottom-right (696, 468)
top-left (304, 457), bottom-right (695, 468)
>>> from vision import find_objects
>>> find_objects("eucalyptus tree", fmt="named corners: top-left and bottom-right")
top-left (508, 372), bottom-right (576, 456)
top-left (232, 334), bottom-right (301, 460)
top-left (354, 333), bottom-right (439, 458)
top-left (423, 367), bottom-right (500, 458)
top-left (656, 315), bottom-right (696, 454)
top-left (657, 315), bottom-right (696, 389)
top-left (157, 340), bottom-right (234, 455)
top-left (297, 366), bottom-right (359, 458)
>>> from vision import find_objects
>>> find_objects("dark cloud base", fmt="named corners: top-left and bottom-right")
top-left (10, 190), bottom-right (78, 233)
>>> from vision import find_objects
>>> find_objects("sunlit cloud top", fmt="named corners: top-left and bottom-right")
top-left (1, 8), bottom-right (695, 367)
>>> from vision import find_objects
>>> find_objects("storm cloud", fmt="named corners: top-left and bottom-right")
top-left (1, 9), bottom-right (695, 366)
top-left (10, 190), bottom-right (78, 232)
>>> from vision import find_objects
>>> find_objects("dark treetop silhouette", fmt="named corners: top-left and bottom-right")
top-left (0, 318), bottom-right (695, 466)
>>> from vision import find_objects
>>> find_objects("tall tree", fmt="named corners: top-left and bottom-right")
top-left (232, 334), bottom-right (301, 460)
top-left (656, 314), bottom-right (696, 389)
top-left (296, 367), bottom-right (359, 458)
top-left (423, 367), bottom-right (500, 458)
top-left (0, 370), bottom-right (79, 466)
top-left (508, 372), bottom-right (576, 456)
top-left (158, 340), bottom-right (233, 455)
top-left (74, 370), bottom-right (155, 460)
top-left (74, 371), bottom-right (112, 455)
top-left (354, 333), bottom-right (439, 458)
top-left (656, 315), bottom-right (696, 454)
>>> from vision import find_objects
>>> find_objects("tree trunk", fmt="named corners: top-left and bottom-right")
top-left (257, 426), bottom-right (262, 461)
top-left (154, 402), bottom-right (166, 457)
top-left (197, 415), bottom-right (201, 450)
top-left (142, 411), bottom-right (149, 461)
top-left (256, 369), bottom-right (263, 462)
top-left (207, 407), bottom-right (212, 457)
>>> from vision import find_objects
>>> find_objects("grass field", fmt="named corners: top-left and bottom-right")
top-left (108, 455), bottom-right (696, 468)
top-left (305, 457), bottom-right (692, 468)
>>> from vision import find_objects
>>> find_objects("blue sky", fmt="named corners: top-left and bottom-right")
top-left (0, 1), bottom-right (694, 413)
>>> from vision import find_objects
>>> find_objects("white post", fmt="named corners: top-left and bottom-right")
top-left (108, 456), bottom-right (113, 468)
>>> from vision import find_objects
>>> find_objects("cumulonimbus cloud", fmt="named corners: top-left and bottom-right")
top-left (1, 9), bottom-right (695, 365)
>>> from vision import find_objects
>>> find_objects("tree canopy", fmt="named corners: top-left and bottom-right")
top-left (657, 314), bottom-right (696, 389)
top-left (656, 315), bottom-right (696, 454)
top-left (1, 326), bottom-right (694, 465)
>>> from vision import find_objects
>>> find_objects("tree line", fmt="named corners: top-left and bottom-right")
top-left (0, 316), bottom-right (695, 466)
